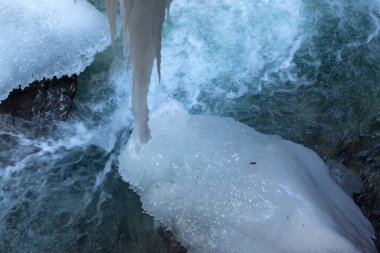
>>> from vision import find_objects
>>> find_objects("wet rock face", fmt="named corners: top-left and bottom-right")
top-left (343, 131), bottom-right (380, 250)
top-left (0, 75), bottom-right (77, 121)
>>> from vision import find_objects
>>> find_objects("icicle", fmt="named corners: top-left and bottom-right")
top-left (104, 0), bottom-right (170, 148)
top-left (166, 0), bottom-right (172, 18)
top-left (104, 0), bottom-right (117, 46)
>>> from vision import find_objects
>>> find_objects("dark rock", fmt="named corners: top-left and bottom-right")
top-left (339, 128), bottom-right (380, 250)
top-left (158, 227), bottom-right (187, 253)
top-left (0, 75), bottom-right (77, 121)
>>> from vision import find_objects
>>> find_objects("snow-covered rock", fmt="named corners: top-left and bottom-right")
top-left (0, 0), bottom-right (110, 101)
top-left (119, 100), bottom-right (376, 253)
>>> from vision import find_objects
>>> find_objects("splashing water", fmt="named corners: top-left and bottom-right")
top-left (109, 0), bottom-right (378, 252)
top-left (0, 0), bottom-right (379, 252)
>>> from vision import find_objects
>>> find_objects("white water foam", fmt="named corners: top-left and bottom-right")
top-left (0, 0), bottom-right (111, 101)
top-left (119, 101), bottom-right (376, 253)
top-left (154, 0), bottom-right (305, 107)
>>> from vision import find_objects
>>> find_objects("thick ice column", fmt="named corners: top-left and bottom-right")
top-left (105, 0), bottom-right (170, 145)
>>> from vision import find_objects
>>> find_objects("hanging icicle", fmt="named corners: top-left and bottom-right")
top-left (105, 0), bottom-right (171, 147)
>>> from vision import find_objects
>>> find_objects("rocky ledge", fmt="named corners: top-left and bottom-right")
top-left (0, 75), bottom-right (77, 121)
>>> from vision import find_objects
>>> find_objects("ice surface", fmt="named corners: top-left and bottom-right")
top-left (119, 101), bottom-right (376, 253)
top-left (327, 160), bottom-right (363, 197)
top-left (0, 0), bottom-right (111, 101)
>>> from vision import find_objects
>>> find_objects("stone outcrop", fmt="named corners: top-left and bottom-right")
top-left (0, 75), bottom-right (77, 121)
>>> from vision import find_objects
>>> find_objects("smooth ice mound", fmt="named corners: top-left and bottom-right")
top-left (0, 0), bottom-right (111, 101)
top-left (119, 101), bottom-right (376, 253)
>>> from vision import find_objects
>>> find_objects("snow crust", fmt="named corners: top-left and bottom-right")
top-left (0, 0), bottom-right (111, 101)
top-left (119, 101), bottom-right (376, 253)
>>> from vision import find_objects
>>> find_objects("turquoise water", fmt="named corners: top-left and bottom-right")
top-left (0, 0), bottom-right (379, 252)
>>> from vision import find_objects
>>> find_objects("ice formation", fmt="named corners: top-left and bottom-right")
top-left (327, 160), bottom-right (363, 197)
top-left (105, 0), bottom-right (171, 146)
top-left (119, 101), bottom-right (376, 253)
top-left (0, 0), bottom-right (111, 101)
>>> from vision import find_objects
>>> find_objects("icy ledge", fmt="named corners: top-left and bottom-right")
top-left (119, 101), bottom-right (376, 253)
top-left (0, 0), bottom-right (111, 101)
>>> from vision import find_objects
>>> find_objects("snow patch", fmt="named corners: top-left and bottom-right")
top-left (0, 0), bottom-right (111, 101)
top-left (119, 101), bottom-right (376, 253)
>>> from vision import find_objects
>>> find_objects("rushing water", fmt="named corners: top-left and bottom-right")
top-left (0, 0), bottom-right (379, 252)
